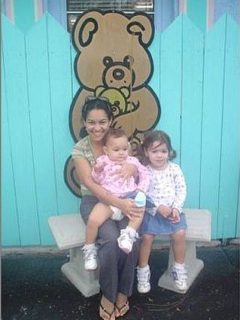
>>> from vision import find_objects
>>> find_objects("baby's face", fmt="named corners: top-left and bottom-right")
top-left (104, 136), bottom-right (129, 163)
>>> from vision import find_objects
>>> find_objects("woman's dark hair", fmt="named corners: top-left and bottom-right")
top-left (140, 130), bottom-right (177, 162)
top-left (80, 96), bottom-right (113, 138)
top-left (81, 96), bottom-right (113, 121)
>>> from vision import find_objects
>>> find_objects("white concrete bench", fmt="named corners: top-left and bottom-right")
top-left (48, 208), bottom-right (211, 296)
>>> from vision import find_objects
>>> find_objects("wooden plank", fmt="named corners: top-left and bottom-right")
top-left (158, 15), bottom-right (183, 164)
top-left (2, 16), bottom-right (40, 245)
top-left (70, 45), bottom-right (80, 97)
top-left (46, 13), bottom-right (79, 215)
top-left (200, 16), bottom-right (226, 239)
top-left (44, 0), bottom-right (67, 29)
top-left (181, 16), bottom-right (204, 207)
top-left (154, 0), bottom-right (179, 33)
top-left (237, 184), bottom-right (240, 237)
top-left (25, 15), bottom-right (59, 245)
top-left (149, 31), bottom-right (161, 104)
top-left (214, 0), bottom-right (240, 25)
top-left (217, 16), bottom-right (240, 238)
top-left (13, 0), bottom-right (35, 32)
top-left (2, 63), bottom-right (21, 246)
top-left (187, 0), bottom-right (207, 32)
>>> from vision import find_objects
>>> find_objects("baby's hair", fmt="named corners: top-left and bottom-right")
top-left (142, 130), bottom-right (176, 160)
top-left (103, 128), bottom-right (128, 146)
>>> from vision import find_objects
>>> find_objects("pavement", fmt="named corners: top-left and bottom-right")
top-left (2, 242), bottom-right (239, 320)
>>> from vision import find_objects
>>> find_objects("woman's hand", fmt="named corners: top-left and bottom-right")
top-left (119, 198), bottom-right (145, 220)
top-left (112, 163), bottom-right (137, 182)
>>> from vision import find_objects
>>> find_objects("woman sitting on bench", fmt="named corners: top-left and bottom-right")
top-left (72, 96), bottom-right (145, 320)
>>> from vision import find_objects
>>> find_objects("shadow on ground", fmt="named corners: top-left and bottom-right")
top-left (2, 245), bottom-right (239, 320)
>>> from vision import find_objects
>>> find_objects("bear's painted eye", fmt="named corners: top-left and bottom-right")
top-left (123, 55), bottom-right (134, 68)
top-left (103, 56), bottom-right (113, 66)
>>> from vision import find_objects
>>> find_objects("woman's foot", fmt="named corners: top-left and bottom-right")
top-left (115, 293), bottom-right (129, 318)
top-left (99, 296), bottom-right (115, 320)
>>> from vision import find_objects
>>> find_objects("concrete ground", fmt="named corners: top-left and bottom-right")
top-left (2, 243), bottom-right (239, 320)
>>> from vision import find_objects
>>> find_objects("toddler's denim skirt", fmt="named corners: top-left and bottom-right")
top-left (140, 211), bottom-right (187, 236)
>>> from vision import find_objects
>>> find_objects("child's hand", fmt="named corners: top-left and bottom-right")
top-left (112, 163), bottom-right (137, 182)
top-left (120, 198), bottom-right (144, 221)
top-left (170, 208), bottom-right (180, 223)
top-left (93, 162), bottom-right (105, 173)
top-left (157, 205), bottom-right (172, 218)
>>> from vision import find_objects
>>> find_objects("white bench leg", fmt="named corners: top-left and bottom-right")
top-left (61, 247), bottom-right (100, 297)
top-left (158, 241), bottom-right (204, 294)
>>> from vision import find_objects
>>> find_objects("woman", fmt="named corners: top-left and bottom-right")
top-left (72, 97), bottom-right (144, 320)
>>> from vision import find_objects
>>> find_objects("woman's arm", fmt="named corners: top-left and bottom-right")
top-left (74, 158), bottom-right (143, 219)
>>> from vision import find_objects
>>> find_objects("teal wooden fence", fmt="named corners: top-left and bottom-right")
top-left (2, 13), bottom-right (240, 246)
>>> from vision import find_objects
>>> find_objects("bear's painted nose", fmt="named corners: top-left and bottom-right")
top-left (113, 68), bottom-right (125, 80)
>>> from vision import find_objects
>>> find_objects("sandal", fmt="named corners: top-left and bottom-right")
top-left (115, 300), bottom-right (129, 318)
top-left (100, 303), bottom-right (115, 320)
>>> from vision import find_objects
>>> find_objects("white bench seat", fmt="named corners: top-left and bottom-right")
top-left (48, 209), bottom-right (211, 296)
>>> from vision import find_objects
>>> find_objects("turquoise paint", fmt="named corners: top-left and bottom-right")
top-left (181, 16), bottom-right (204, 208)
top-left (200, 16), bottom-right (226, 238)
top-left (25, 16), bottom-right (60, 245)
top-left (70, 45), bottom-right (80, 96)
top-left (2, 63), bottom-right (21, 245)
top-left (13, 0), bottom-right (35, 32)
top-left (43, 0), bottom-right (67, 29)
top-left (46, 14), bottom-right (79, 215)
top-left (188, 0), bottom-right (207, 32)
top-left (237, 183), bottom-right (240, 237)
top-left (158, 15), bottom-right (182, 163)
top-left (148, 32), bottom-right (161, 104)
top-left (2, 16), bottom-right (40, 245)
top-left (217, 16), bottom-right (240, 238)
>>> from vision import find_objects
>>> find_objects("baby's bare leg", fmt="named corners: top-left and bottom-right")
top-left (128, 214), bottom-right (143, 232)
top-left (86, 203), bottom-right (113, 244)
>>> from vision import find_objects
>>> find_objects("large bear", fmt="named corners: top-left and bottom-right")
top-left (65, 10), bottom-right (161, 197)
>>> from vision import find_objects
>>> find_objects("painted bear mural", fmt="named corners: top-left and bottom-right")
top-left (65, 10), bottom-right (161, 197)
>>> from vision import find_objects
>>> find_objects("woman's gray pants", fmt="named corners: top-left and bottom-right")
top-left (80, 195), bottom-right (140, 303)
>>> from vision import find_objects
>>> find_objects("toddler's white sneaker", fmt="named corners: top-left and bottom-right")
top-left (82, 244), bottom-right (97, 271)
top-left (117, 229), bottom-right (134, 254)
top-left (170, 265), bottom-right (188, 291)
top-left (137, 265), bottom-right (151, 293)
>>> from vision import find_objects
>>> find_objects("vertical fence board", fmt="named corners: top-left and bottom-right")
top-left (200, 17), bottom-right (226, 238)
top-left (237, 183), bottom-right (240, 237)
top-left (25, 16), bottom-right (59, 244)
top-left (2, 16), bottom-right (40, 245)
top-left (218, 17), bottom-right (240, 238)
top-left (70, 44), bottom-right (80, 102)
top-left (13, 0), bottom-right (35, 32)
top-left (187, 0), bottom-right (207, 32)
top-left (158, 16), bottom-right (182, 161)
top-left (2, 65), bottom-right (20, 245)
top-left (149, 31), bottom-right (161, 97)
top-left (47, 14), bottom-right (79, 215)
top-left (181, 16), bottom-right (204, 207)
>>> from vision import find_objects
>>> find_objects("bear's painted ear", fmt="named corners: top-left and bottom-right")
top-left (73, 11), bottom-right (102, 51)
top-left (127, 14), bottom-right (153, 46)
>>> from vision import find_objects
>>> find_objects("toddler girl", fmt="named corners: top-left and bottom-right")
top-left (137, 130), bottom-right (188, 292)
